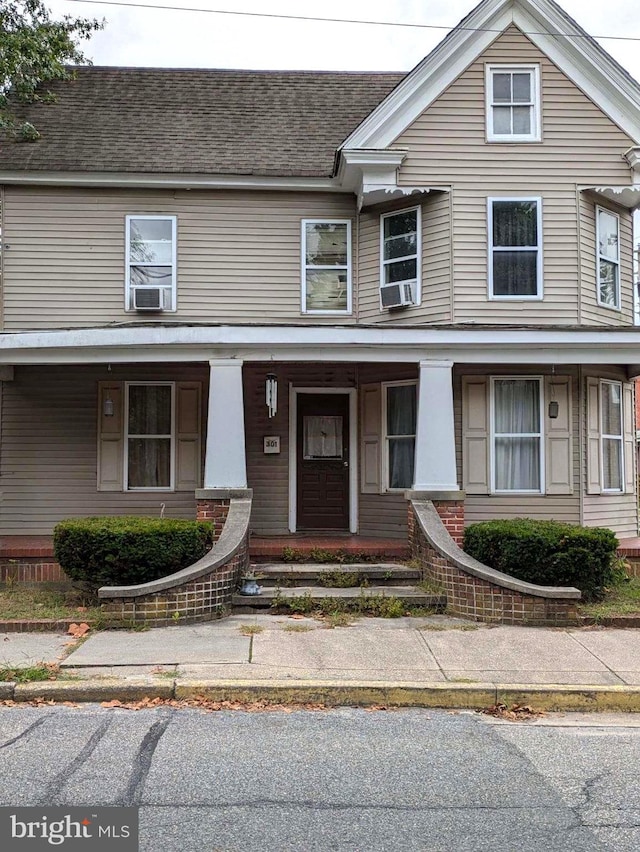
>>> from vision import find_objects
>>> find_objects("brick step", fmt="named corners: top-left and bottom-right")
top-left (232, 585), bottom-right (446, 612)
top-left (249, 562), bottom-right (420, 587)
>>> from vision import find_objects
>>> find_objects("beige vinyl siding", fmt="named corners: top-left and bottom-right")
top-left (358, 493), bottom-right (408, 538)
top-left (454, 364), bottom-right (582, 526)
top-left (581, 366), bottom-right (638, 537)
top-left (393, 26), bottom-right (635, 327)
top-left (358, 192), bottom-right (452, 324)
top-left (0, 363), bottom-right (207, 535)
top-left (579, 195), bottom-right (634, 326)
top-left (2, 187), bottom-right (356, 331)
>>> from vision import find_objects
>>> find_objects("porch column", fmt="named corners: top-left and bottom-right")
top-left (203, 359), bottom-right (247, 489)
top-left (412, 360), bottom-right (459, 492)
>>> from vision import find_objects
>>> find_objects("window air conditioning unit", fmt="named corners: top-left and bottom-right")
top-left (380, 281), bottom-right (415, 310)
top-left (133, 288), bottom-right (165, 311)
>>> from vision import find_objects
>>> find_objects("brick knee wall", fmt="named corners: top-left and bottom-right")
top-left (408, 504), bottom-right (577, 626)
top-left (0, 559), bottom-right (67, 583)
top-left (432, 501), bottom-right (465, 547)
top-left (101, 497), bottom-right (250, 626)
top-left (197, 499), bottom-right (230, 542)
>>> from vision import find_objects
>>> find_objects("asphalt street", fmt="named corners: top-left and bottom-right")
top-left (1, 706), bottom-right (639, 851)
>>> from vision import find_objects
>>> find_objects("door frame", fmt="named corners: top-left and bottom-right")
top-left (288, 386), bottom-right (358, 533)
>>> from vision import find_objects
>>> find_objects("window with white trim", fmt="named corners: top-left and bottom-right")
top-left (125, 382), bottom-right (174, 490)
top-left (488, 198), bottom-right (542, 298)
top-left (301, 220), bottom-right (351, 313)
top-left (596, 207), bottom-right (620, 309)
top-left (600, 380), bottom-right (623, 491)
top-left (126, 215), bottom-right (177, 312)
top-left (383, 382), bottom-right (416, 490)
top-left (380, 207), bottom-right (420, 307)
top-left (491, 377), bottom-right (543, 493)
top-left (486, 65), bottom-right (541, 142)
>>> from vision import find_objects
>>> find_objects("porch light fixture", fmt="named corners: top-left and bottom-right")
top-left (266, 373), bottom-right (278, 418)
top-left (548, 400), bottom-right (559, 419)
top-left (103, 396), bottom-right (114, 417)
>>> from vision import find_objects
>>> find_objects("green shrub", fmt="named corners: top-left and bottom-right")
top-left (463, 518), bottom-right (618, 601)
top-left (53, 516), bottom-right (214, 589)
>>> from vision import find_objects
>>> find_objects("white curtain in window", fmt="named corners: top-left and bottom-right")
top-left (494, 379), bottom-right (540, 490)
top-left (303, 416), bottom-right (342, 459)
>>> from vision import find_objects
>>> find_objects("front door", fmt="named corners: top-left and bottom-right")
top-left (297, 394), bottom-right (349, 530)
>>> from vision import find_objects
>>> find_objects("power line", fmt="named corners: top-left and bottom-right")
top-left (63, 0), bottom-right (640, 44)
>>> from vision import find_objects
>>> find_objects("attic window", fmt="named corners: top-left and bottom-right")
top-left (486, 65), bottom-right (541, 142)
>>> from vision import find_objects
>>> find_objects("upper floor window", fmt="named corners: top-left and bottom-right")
top-left (486, 65), bottom-right (541, 142)
top-left (596, 207), bottom-right (620, 310)
top-left (488, 198), bottom-right (542, 299)
top-left (125, 382), bottom-right (175, 490)
top-left (383, 381), bottom-right (417, 490)
top-left (380, 208), bottom-right (421, 309)
top-left (491, 377), bottom-right (543, 493)
top-left (301, 220), bottom-right (352, 314)
top-left (125, 215), bottom-right (177, 312)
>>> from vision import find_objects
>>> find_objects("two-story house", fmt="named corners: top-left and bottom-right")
top-left (0, 0), bottom-right (639, 552)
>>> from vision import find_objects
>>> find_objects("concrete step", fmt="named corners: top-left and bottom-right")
top-left (249, 562), bottom-right (420, 587)
top-left (232, 585), bottom-right (447, 613)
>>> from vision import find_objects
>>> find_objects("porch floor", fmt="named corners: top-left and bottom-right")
top-left (0, 534), bottom-right (410, 562)
top-left (618, 538), bottom-right (640, 558)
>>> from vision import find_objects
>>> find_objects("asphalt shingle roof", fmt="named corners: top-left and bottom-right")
top-left (0, 67), bottom-right (405, 177)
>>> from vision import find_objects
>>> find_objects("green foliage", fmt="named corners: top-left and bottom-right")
top-left (1, 0), bottom-right (104, 138)
top-left (271, 590), bottom-right (407, 618)
top-left (463, 518), bottom-right (619, 601)
top-left (281, 547), bottom-right (387, 564)
top-left (316, 570), bottom-right (362, 588)
top-left (53, 516), bottom-right (214, 589)
top-left (0, 663), bottom-right (57, 682)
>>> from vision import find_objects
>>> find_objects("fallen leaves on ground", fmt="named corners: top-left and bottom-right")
top-left (67, 623), bottom-right (90, 638)
top-left (97, 695), bottom-right (333, 712)
top-left (480, 702), bottom-right (543, 722)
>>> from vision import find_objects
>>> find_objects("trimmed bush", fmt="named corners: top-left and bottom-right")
top-left (463, 518), bottom-right (618, 601)
top-left (53, 516), bottom-right (214, 589)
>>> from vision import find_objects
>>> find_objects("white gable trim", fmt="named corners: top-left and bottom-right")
top-left (341, 0), bottom-right (640, 151)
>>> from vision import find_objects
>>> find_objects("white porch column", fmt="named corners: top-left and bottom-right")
top-left (203, 359), bottom-right (247, 489)
top-left (412, 360), bottom-right (459, 492)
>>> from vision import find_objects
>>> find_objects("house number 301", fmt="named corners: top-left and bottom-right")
top-left (263, 436), bottom-right (280, 454)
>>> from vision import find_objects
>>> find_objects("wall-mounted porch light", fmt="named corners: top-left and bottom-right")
top-left (266, 373), bottom-right (278, 418)
top-left (548, 400), bottom-right (559, 419)
top-left (103, 396), bottom-right (114, 417)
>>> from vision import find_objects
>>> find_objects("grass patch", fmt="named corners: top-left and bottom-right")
top-left (321, 612), bottom-right (356, 629)
top-left (282, 623), bottom-right (315, 633)
top-left (281, 547), bottom-right (389, 564)
top-left (578, 575), bottom-right (640, 621)
top-left (239, 624), bottom-right (265, 636)
top-left (316, 570), bottom-right (364, 588)
top-left (0, 663), bottom-right (59, 682)
top-left (0, 583), bottom-right (103, 622)
top-left (416, 578), bottom-right (446, 595)
top-left (271, 590), bottom-right (407, 619)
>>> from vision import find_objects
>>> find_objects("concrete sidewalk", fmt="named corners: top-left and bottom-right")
top-left (2, 614), bottom-right (640, 710)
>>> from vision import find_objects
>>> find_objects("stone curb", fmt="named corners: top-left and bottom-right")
top-left (3, 678), bottom-right (640, 712)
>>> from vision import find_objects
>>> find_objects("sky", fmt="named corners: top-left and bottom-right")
top-left (46, 0), bottom-right (640, 81)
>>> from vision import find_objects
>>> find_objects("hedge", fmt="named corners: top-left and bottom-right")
top-left (463, 518), bottom-right (618, 601)
top-left (53, 516), bottom-right (214, 589)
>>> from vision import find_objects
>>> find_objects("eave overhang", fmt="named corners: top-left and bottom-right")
top-left (2, 325), bottom-right (640, 370)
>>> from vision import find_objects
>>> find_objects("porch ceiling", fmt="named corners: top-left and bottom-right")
top-left (1, 324), bottom-right (640, 368)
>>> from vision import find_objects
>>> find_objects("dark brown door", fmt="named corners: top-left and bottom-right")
top-left (297, 394), bottom-right (349, 530)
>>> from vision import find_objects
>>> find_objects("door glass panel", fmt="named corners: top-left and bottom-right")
top-left (303, 415), bottom-right (343, 459)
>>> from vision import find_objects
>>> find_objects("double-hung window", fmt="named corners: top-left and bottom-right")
top-left (491, 378), bottom-right (543, 493)
top-left (383, 382), bottom-right (417, 490)
top-left (596, 207), bottom-right (620, 309)
top-left (125, 382), bottom-right (174, 490)
top-left (126, 215), bottom-right (177, 311)
top-left (488, 198), bottom-right (542, 298)
top-left (302, 220), bottom-right (351, 313)
top-left (486, 65), bottom-right (541, 142)
top-left (600, 380), bottom-right (623, 491)
top-left (380, 208), bottom-right (420, 307)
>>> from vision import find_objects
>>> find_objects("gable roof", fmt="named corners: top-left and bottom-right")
top-left (342, 0), bottom-right (640, 150)
top-left (0, 68), bottom-right (403, 177)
